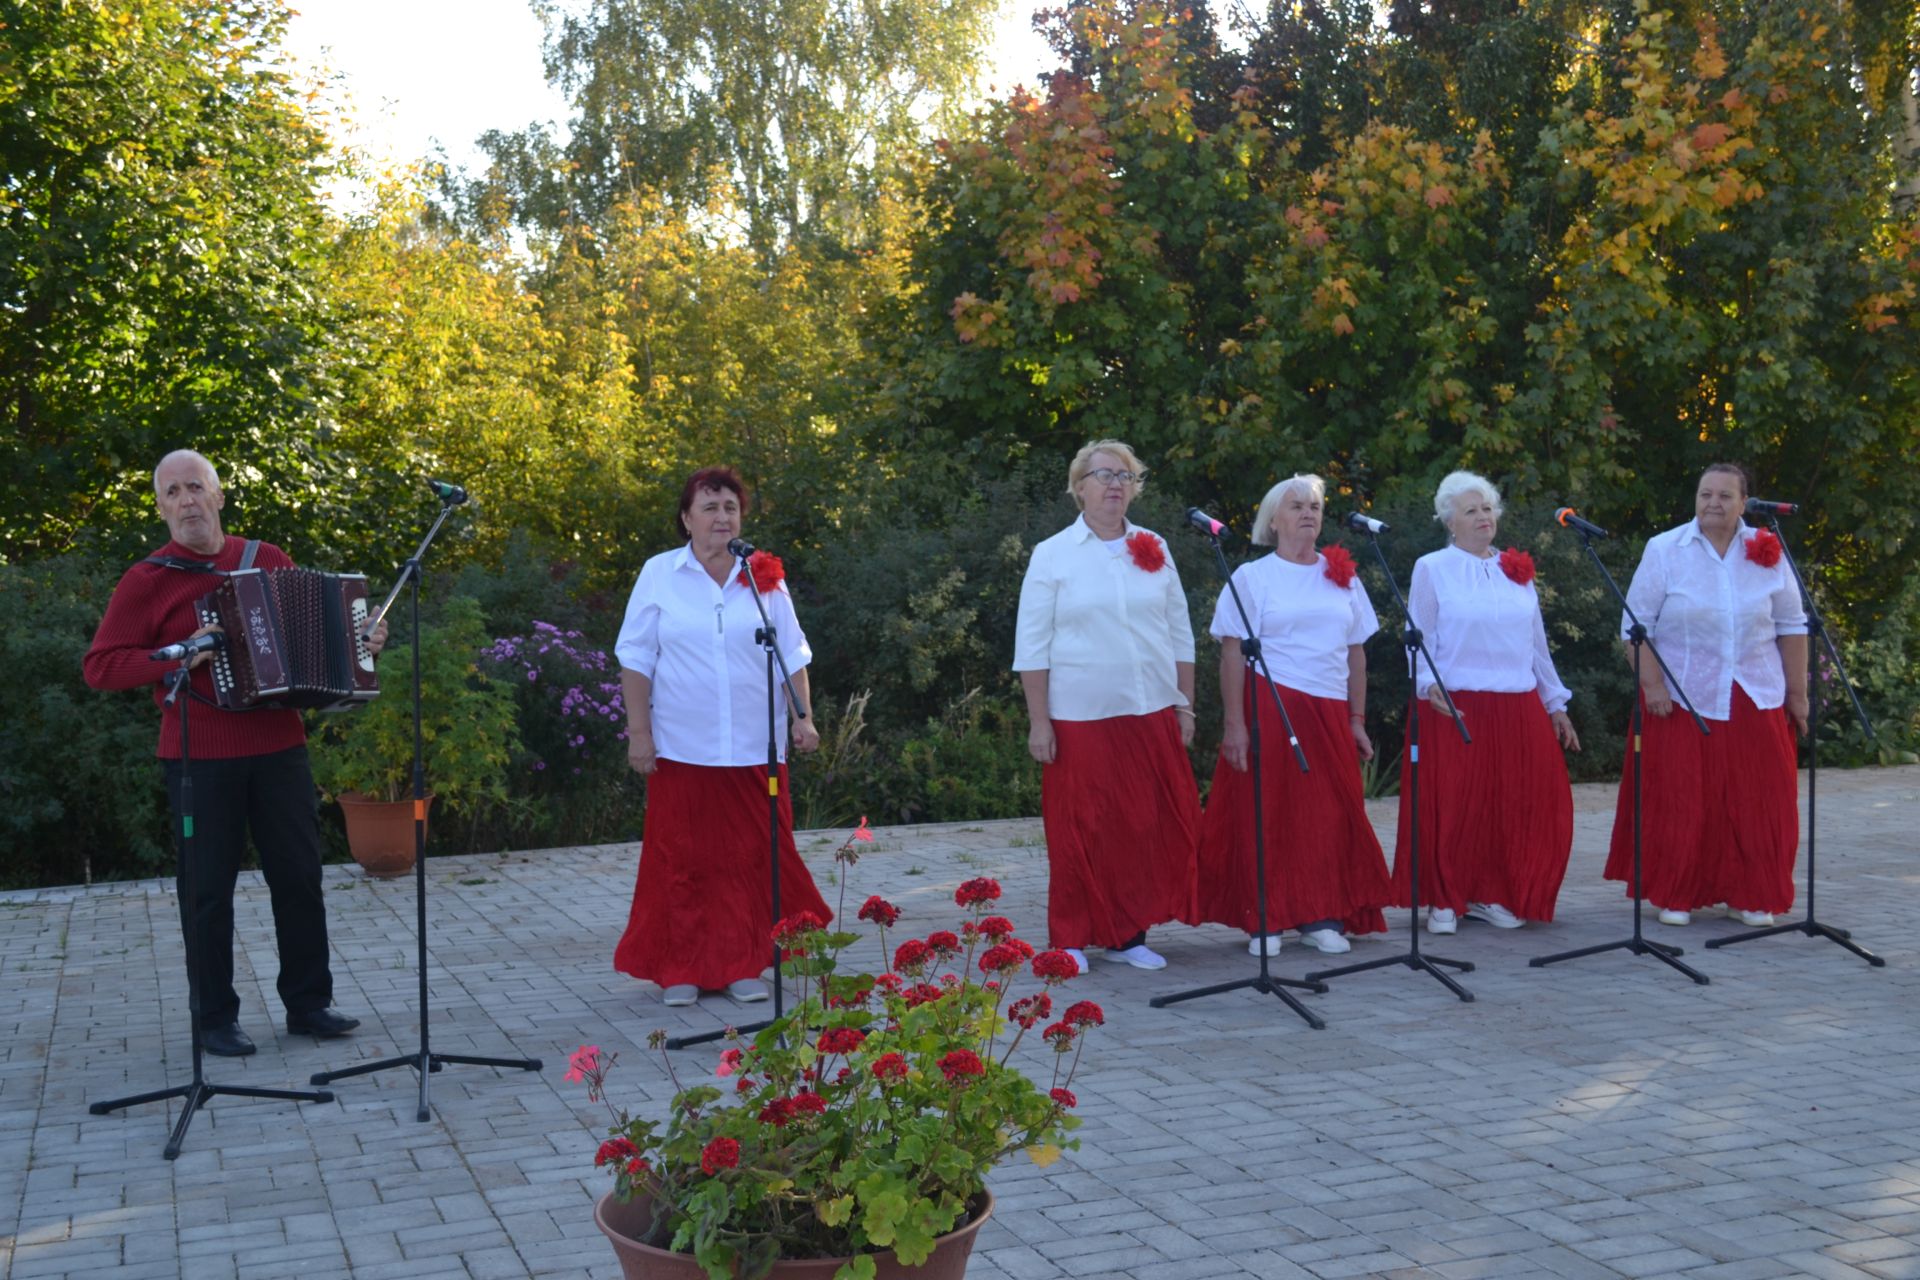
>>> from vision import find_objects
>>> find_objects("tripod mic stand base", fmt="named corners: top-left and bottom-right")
top-left (1307, 950), bottom-right (1476, 1002)
top-left (1150, 973), bottom-right (1330, 1030)
top-left (666, 1017), bottom-right (776, 1051)
top-left (311, 1049), bottom-right (543, 1123)
top-left (1704, 916), bottom-right (1884, 965)
top-left (1530, 935), bottom-right (1709, 983)
top-left (91, 1078), bottom-right (334, 1161)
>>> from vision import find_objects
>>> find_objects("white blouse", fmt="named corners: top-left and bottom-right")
top-left (614, 545), bottom-right (814, 766)
top-left (1621, 519), bottom-right (1808, 721)
top-left (1209, 552), bottom-right (1379, 701)
top-left (1407, 545), bottom-right (1572, 713)
top-left (1012, 516), bottom-right (1195, 722)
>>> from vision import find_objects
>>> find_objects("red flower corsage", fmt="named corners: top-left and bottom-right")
top-left (1498, 546), bottom-right (1536, 586)
top-left (1743, 529), bottom-right (1782, 568)
top-left (1125, 530), bottom-right (1167, 573)
top-left (736, 550), bottom-right (785, 592)
top-left (1322, 544), bottom-right (1357, 588)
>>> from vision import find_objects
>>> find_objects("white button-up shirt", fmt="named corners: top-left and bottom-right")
top-left (1621, 519), bottom-right (1807, 721)
top-left (1209, 552), bottom-right (1379, 701)
top-left (1408, 544), bottom-right (1572, 712)
top-left (615, 545), bottom-right (813, 766)
top-left (1012, 516), bottom-right (1195, 722)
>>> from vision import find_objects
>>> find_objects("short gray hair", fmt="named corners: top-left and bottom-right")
top-left (1433, 470), bottom-right (1501, 528)
top-left (1252, 474), bottom-right (1326, 546)
top-left (153, 449), bottom-right (222, 494)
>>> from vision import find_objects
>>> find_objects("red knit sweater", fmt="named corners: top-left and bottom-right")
top-left (84, 535), bottom-right (308, 760)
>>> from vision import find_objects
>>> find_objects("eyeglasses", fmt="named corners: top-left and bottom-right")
top-left (1083, 468), bottom-right (1140, 487)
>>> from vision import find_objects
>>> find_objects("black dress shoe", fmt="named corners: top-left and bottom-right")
top-left (286, 1007), bottom-right (361, 1038)
top-left (202, 1023), bottom-right (257, 1057)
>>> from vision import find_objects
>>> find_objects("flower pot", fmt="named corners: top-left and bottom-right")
top-left (336, 792), bottom-right (433, 878)
top-left (594, 1188), bottom-right (994, 1280)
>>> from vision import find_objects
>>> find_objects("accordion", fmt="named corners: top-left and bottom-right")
top-left (195, 568), bottom-right (381, 711)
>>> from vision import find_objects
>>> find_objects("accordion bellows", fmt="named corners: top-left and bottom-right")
top-left (196, 568), bottom-right (381, 710)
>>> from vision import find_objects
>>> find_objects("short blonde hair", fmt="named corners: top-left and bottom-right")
top-left (1433, 470), bottom-right (1502, 528)
top-left (1252, 474), bottom-right (1326, 546)
top-left (1066, 439), bottom-right (1147, 508)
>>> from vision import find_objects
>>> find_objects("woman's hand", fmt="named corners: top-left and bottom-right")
top-left (792, 717), bottom-right (821, 754)
top-left (1785, 690), bottom-right (1810, 737)
top-left (1220, 721), bottom-right (1249, 772)
top-left (1350, 715), bottom-right (1374, 761)
top-left (626, 732), bottom-right (657, 776)
top-left (1426, 686), bottom-right (1458, 721)
top-left (1642, 680), bottom-right (1674, 717)
top-left (1027, 720), bottom-right (1056, 765)
top-left (1176, 708), bottom-right (1195, 748)
top-left (1551, 710), bottom-right (1581, 752)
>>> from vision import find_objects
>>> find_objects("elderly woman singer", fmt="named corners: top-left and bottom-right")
top-left (1013, 439), bottom-right (1201, 974)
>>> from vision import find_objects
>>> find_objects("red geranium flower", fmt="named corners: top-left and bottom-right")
top-left (817, 1027), bottom-right (866, 1054)
top-left (926, 930), bottom-right (961, 957)
top-left (871, 1052), bottom-right (909, 1082)
top-left (1050, 1087), bottom-right (1078, 1109)
top-left (1322, 544), bottom-right (1358, 588)
top-left (1008, 993), bottom-right (1052, 1029)
top-left (955, 877), bottom-right (1002, 907)
top-left (624, 1156), bottom-right (651, 1178)
top-left (978, 915), bottom-right (1015, 940)
top-left (938, 1049), bottom-right (985, 1083)
top-left (772, 911), bottom-right (825, 946)
top-left (790, 1090), bottom-right (827, 1116)
top-left (1042, 1021), bottom-right (1076, 1049)
top-left (715, 1047), bottom-right (743, 1077)
top-left (857, 894), bottom-right (900, 927)
top-left (700, 1137), bottom-right (740, 1174)
top-left (1031, 950), bottom-right (1081, 983)
top-left (978, 944), bottom-right (1027, 975)
top-left (902, 982), bottom-right (945, 1007)
top-left (1062, 999), bottom-right (1105, 1028)
top-left (758, 1097), bottom-right (795, 1127)
top-left (1745, 529), bottom-right (1782, 568)
top-left (1125, 530), bottom-right (1167, 573)
top-left (893, 938), bottom-right (933, 974)
top-left (1498, 546), bottom-right (1536, 586)
top-left (595, 1136), bottom-right (637, 1167)
top-left (736, 550), bottom-right (786, 592)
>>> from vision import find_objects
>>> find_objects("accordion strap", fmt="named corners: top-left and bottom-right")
top-left (140, 539), bottom-right (261, 574)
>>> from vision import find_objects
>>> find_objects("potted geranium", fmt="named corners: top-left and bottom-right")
top-left (307, 595), bottom-right (521, 875)
top-left (568, 823), bottom-right (1098, 1280)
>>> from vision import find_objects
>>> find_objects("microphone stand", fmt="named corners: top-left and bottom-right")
top-left (1705, 515), bottom-right (1882, 966)
top-left (1531, 530), bottom-right (1710, 983)
top-left (1305, 529), bottom-right (1475, 1000)
top-left (311, 490), bottom-right (543, 1118)
top-left (1151, 530), bottom-right (1329, 1030)
top-left (89, 662), bottom-right (334, 1159)
top-left (668, 548), bottom-right (807, 1049)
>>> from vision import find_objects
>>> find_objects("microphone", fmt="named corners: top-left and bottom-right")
top-left (726, 537), bottom-right (756, 559)
top-left (1184, 507), bottom-right (1228, 538)
top-left (1343, 512), bottom-right (1391, 536)
top-left (428, 478), bottom-right (469, 505)
top-left (150, 632), bottom-right (224, 662)
top-left (1745, 497), bottom-right (1799, 517)
top-left (1554, 507), bottom-right (1611, 540)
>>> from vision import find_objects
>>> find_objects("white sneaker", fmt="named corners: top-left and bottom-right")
top-left (1299, 928), bottom-right (1352, 954)
top-left (661, 984), bottom-right (698, 1007)
top-left (1247, 934), bottom-right (1282, 957)
top-left (1427, 908), bottom-right (1458, 935)
top-left (727, 978), bottom-right (769, 1003)
top-left (1657, 908), bottom-right (1691, 926)
top-left (1467, 902), bottom-right (1523, 929)
top-left (1735, 910), bottom-right (1776, 927)
top-left (1107, 944), bottom-right (1168, 970)
top-left (1064, 948), bottom-right (1089, 974)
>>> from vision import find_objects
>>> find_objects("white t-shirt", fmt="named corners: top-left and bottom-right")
top-left (1408, 544), bottom-right (1572, 712)
top-left (1209, 551), bottom-right (1379, 700)
top-left (1012, 516), bottom-right (1195, 722)
top-left (1621, 519), bottom-right (1807, 720)
top-left (614, 545), bottom-right (814, 766)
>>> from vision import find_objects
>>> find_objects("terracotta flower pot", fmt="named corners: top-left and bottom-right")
top-left (336, 792), bottom-right (433, 879)
top-left (594, 1188), bottom-right (994, 1280)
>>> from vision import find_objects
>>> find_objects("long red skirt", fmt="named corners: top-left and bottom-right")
top-left (1196, 683), bottom-right (1391, 935)
top-left (1603, 684), bottom-right (1799, 913)
top-left (614, 759), bottom-right (832, 989)
top-left (1391, 691), bottom-right (1574, 921)
top-left (1042, 709), bottom-right (1200, 949)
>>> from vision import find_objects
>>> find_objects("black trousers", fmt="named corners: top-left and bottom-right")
top-left (162, 746), bottom-right (333, 1029)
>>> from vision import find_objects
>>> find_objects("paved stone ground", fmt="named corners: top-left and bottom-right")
top-left (3, 766), bottom-right (1918, 1280)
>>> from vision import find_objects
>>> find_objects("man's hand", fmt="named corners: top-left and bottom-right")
top-left (186, 624), bottom-right (222, 670)
top-left (366, 617), bottom-right (390, 658)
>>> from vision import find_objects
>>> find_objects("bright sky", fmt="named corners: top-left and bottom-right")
top-left (282, 0), bottom-right (1056, 192)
